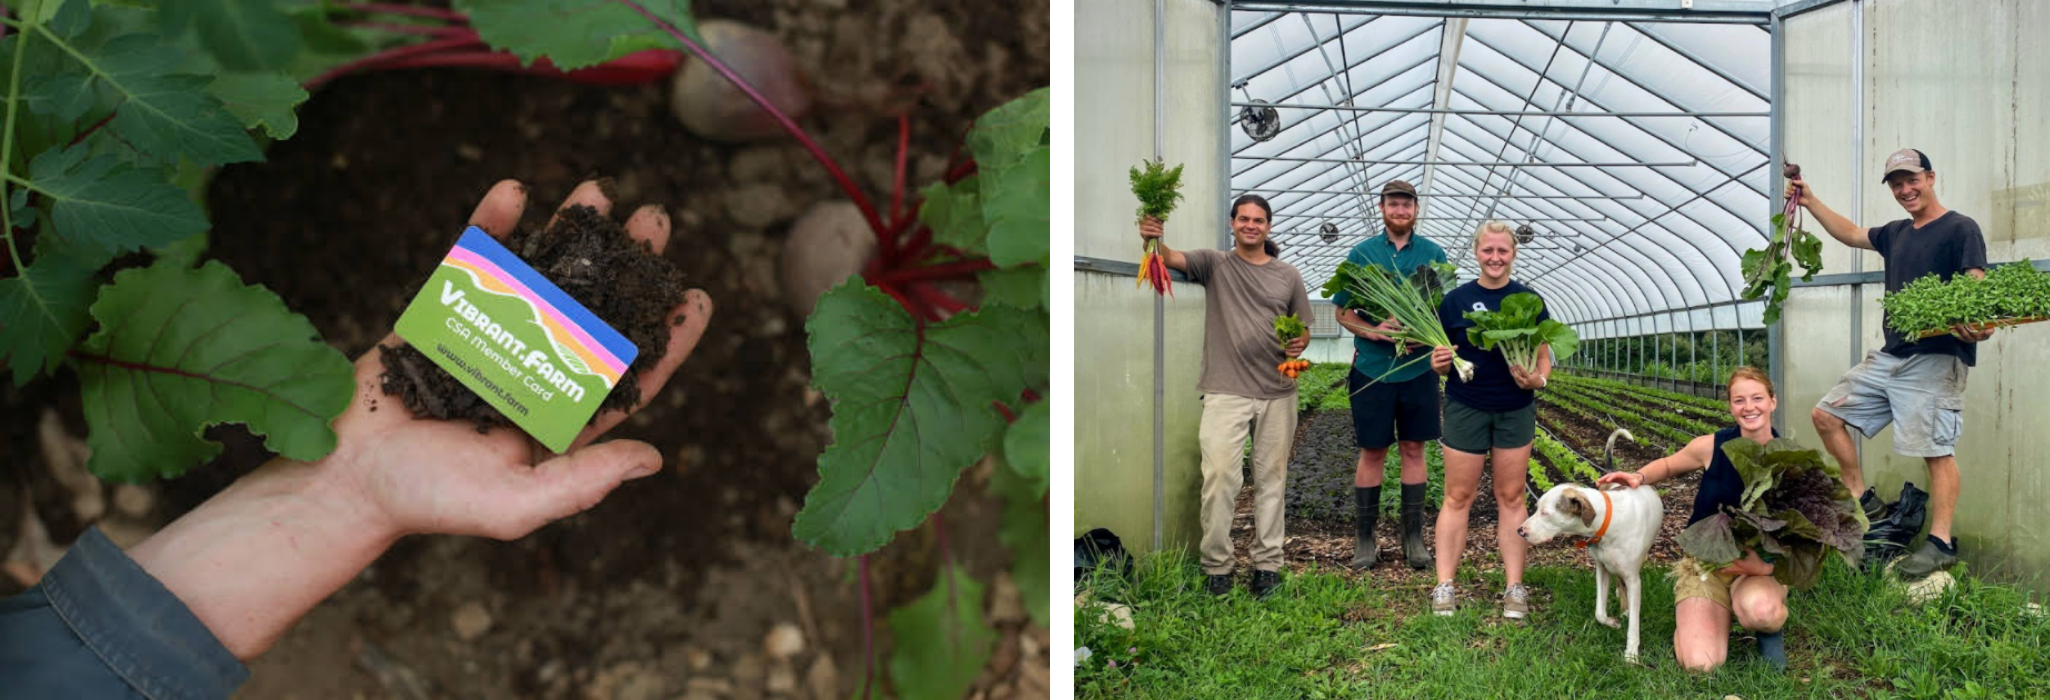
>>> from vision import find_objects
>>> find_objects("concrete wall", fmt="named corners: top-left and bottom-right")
top-left (1781, 0), bottom-right (2050, 588)
top-left (1073, 0), bottom-right (1225, 555)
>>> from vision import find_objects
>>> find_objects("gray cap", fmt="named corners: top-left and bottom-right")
top-left (1881, 148), bottom-right (1931, 181)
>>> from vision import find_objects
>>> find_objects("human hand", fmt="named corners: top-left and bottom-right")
top-left (1951, 322), bottom-right (1994, 343)
top-left (1784, 179), bottom-right (1814, 209)
top-left (1597, 471), bottom-right (1643, 489)
top-left (1138, 216), bottom-right (1163, 242)
top-left (1430, 345), bottom-right (1453, 375)
top-left (1718, 550), bottom-right (1774, 578)
top-left (325, 179), bottom-right (715, 542)
top-left (1510, 365), bottom-right (1546, 390)
top-left (1285, 336), bottom-right (1308, 358)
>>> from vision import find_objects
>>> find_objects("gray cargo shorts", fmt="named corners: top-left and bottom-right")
top-left (1816, 350), bottom-right (1968, 458)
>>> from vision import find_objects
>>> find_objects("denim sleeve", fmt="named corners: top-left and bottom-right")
top-left (0, 527), bottom-right (248, 700)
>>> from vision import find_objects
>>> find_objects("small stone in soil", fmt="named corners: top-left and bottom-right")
top-left (764, 621), bottom-right (806, 660)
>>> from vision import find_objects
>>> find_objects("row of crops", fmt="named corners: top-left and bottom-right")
top-left (1284, 364), bottom-right (1730, 512)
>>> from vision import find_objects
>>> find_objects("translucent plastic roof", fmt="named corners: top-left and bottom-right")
top-left (1230, 8), bottom-right (1775, 334)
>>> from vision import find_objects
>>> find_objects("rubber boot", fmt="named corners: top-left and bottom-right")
top-left (1351, 486), bottom-right (1381, 570)
top-left (1401, 482), bottom-right (1434, 571)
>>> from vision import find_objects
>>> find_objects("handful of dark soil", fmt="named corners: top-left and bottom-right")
top-left (380, 204), bottom-right (688, 432)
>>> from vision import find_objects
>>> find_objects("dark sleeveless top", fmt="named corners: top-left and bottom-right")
top-left (1688, 426), bottom-right (1778, 525)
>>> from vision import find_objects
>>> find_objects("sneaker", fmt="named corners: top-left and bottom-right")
top-left (1756, 629), bottom-right (1787, 671)
top-left (1205, 573), bottom-right (1234, 596)
top-left (1502, 584), bottom-right (1531, 620)
top-left (1896, 535), bottom-right (1960, 580)
top-left (1250, 570), bottom-right (1282, 599)
top-left (1431, 582), bottom-right (1457, 616)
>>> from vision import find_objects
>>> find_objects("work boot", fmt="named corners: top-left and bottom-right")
top-left (1756, 630), bottom-right (1787, 671)
top-left (1859, 488), bottom-right (1887, 522)
top-left (1352, 486), bottom-right (1381, 570)
top-left (1400, 482), bottom-right (1434, 571)
top-left (1896, 535), bottom-right (1959, 580)
top-left (1205, 573), bottom-right (1234, 596)
top-left (1249, 570), bottom-right (1283, 599)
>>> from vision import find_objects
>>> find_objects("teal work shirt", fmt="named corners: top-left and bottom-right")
top-left (1329, 233), bottom-right (1449, 383)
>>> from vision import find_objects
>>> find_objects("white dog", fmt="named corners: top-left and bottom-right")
top-left (1518, 430), bottom-right (1663, 663)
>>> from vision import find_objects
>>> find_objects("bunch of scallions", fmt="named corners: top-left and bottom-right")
top-left (1322, 260), bottom-right (1472, 384)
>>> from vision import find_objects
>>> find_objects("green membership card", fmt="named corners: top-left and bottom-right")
top-left (394, 226), bottom-right (638, 452)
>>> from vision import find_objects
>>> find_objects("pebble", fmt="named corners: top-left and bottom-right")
top-left (727, 183), bottom-right (796, 228)
top-left (450, 602), bottom-right (492, 641)
top-left (804, 655), bottom-right (838, 700)
top-left (764, 622), bottom-right (806, 660)
top-left (112, 484), bottom-right (154, 518)
top-left (988, 573), bottom-right (1026, 623)
top-left (765, 662), bottom-right (797, 694)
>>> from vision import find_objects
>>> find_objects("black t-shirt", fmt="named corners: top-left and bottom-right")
top-left (1689, 426), bottom-right (1779, 525)
top-left (1438, 280), bottom-right (1549, 413)
top-left (1869, 211), bottom-right (1989, 366)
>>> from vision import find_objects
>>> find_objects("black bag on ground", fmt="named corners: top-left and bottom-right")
top-left (1074, 527), bottom-right (1133, 582)
top-left (1864, 482), bottom-right (1928, 565)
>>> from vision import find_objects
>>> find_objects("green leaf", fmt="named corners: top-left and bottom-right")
top-left (76, 259), bottom-right (354, 481)
top-left (159, 0), bottom-right (303, 71)
top-left (454, 0), bottom-right (699, 71)
top-left (918, 178), bottom-right (984, 256)
top-left (1002, 400), bottom-right (1048, 498)
top-left (965, 87), bottom-right (1048, 172)
top-left (0, 252), bottom-right (98, 385)
top-left (886, 562), bottom-right (995, 700)
top-left (991, 461), bottom-right (1050, 627)
top-left (25, 8), bottom-right (264, 165)
top-left (1536, 319), bottom-right (1578, 363)
top-left (976, 266), bottom-right (1047, 310)
top-left (27, 145), bottom-right (209, 255)
top-left (206, 70), bottom-right (306, 138)
top-left (1676, 512), bottom-right (1742, 568)
top-left (982, 144), bottom-right (1048, 267)
top-left (792, 282), bottom-right (1048, 555)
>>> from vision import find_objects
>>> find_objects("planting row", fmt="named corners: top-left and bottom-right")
top-left (1553, 371), bottom-right (1730, 414)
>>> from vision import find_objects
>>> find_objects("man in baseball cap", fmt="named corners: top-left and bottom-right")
top-left (1330, 179), bottom-right (1445, 578)
top-left (1787, 148), bottom-right (1990, 580)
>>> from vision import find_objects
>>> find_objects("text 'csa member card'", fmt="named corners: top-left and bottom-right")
top-left (393, 227), bottom-right (638, 452)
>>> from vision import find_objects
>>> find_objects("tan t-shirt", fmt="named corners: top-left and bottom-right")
top-left (1182, 248), bottom-right (1314, 400)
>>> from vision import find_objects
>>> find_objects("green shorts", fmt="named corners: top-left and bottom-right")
top-left (1441, 400), bottom-right (1536, 454)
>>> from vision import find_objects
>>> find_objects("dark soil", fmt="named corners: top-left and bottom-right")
top-left (377, 204), bottom-right (687, 430)
top-left (1244, 400), bottom-right (1707, 584)
top-left (0, 0), bottom-right (1051, 697)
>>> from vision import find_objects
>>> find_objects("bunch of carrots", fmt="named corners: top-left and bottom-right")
top-left (1274, 314), bottom-right (1308, 379)
top-left (1130, 159), bottom-right (1184, 297)
top-left (1277, 358), bottom-right (1311, 379)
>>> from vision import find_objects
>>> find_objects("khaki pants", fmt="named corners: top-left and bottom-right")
top-left (1198, 393), bottom-right (1297, 574)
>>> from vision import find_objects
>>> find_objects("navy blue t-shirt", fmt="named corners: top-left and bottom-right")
top-left (1689, 426), bottom-right (1779, 525)
top-left (1438, 280), bottom-right (1549, 413)
top-left (1869, 211), bottom-right (1988, 367)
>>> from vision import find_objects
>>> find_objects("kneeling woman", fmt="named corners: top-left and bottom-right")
top-left (1597, 367), bottom-right (1789, 672)
top-left (1426, 221), bottom-right (1553, 618)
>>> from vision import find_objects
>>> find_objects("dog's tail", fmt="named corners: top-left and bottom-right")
top-left (1604, 428), bottom-right (1633, 474)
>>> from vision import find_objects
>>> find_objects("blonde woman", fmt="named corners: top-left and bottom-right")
top-left (1597, 367), bottom-right (1790, 672)
top-left (1426, 221), bottom-right (1553, 618)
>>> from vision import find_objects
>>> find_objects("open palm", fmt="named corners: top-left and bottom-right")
top-left (321, 179), bottom-right (714, 540)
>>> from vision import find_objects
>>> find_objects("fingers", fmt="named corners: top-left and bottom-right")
top-left (470, 179), bottom-right (530, 239)
top-left (571, 289), bottom-right (716, 450)
top-left (509, 439), bottom-right (665, 537)
top-left (623, 204), bottom-right (673, 254)
top-left (548, 179), bottom-right (615, 230)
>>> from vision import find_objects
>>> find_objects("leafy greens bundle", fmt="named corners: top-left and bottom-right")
top-left (1676, 438), bottom-right (1867, 590)
top-left (1322, 260), bottom-right (1471, 382)
top-left (1881, 259), bottom-right (2050, 339)
top-left (1461, 292), bottom-right (1579, 373)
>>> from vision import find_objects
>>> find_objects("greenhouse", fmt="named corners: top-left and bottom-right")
top-left (1078, 0), bottom-right (2050, 694)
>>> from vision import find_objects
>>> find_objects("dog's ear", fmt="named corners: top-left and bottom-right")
top-left (1564, 491), bottom-right (1596, 527)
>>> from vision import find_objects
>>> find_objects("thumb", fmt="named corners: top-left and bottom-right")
top-left (518, 440), bottom-right (665, 530)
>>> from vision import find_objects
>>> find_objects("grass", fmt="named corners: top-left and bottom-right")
top-left (1076, 550), bottom-right (2050, 699)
